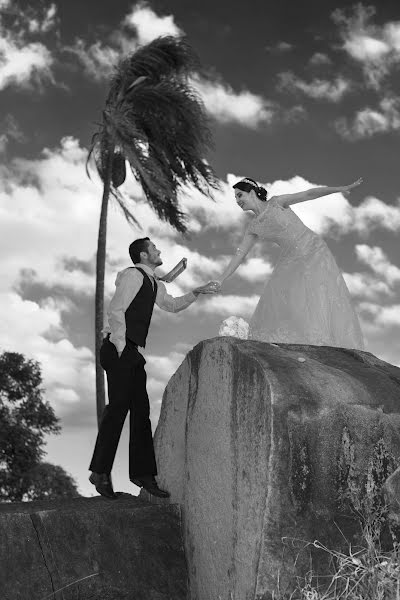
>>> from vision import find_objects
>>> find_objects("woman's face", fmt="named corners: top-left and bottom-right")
top-left (235, 188), bottom-right (251, 211)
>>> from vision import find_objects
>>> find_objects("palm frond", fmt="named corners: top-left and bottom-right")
top-left (87, 35), bottom-right (220, 234)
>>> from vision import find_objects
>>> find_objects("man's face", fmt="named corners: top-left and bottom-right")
top-left (143, 241), bottom-right (163, 267)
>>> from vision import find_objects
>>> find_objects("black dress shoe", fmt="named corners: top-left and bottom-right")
top-left (131, 475), bottom-right (170, 499)
top-left (89, 472), bottom-right (117, 499)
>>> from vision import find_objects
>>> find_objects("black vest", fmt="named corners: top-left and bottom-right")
top-left (125, 267), bottom-right (158, 348)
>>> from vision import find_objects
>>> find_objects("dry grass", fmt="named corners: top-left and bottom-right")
top-left (273, 504), bottom-right (400, 599)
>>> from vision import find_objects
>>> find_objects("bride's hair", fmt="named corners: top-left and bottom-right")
top-left (233, 177), bottom-right (268, 201)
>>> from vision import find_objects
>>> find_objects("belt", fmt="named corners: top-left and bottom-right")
top-left (105, 333), bottom-right (138, 349)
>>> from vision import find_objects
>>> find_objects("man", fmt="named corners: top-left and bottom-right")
top-left (89, 237), bottom-right (218, 499)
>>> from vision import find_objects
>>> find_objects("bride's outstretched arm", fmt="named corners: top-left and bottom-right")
top-left (273, 177), bottom-right (363, 208)
top-left (213, 232), bottom-right (257, 287)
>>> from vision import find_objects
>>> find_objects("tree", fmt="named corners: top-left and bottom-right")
top-left (87, 35), bottom-right (219, 426)
top-left (21, 462), bottom-right (79, 501)
top-left (0, 351), bottom-right (80, 501)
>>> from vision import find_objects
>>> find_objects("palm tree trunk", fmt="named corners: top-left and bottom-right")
top-left (95, 147), bottom-right (113, 427)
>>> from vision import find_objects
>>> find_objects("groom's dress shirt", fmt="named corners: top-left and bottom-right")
top-left (103, 263), bottom-right (197, 355)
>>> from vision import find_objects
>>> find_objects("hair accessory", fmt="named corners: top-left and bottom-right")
top-left (241, 178), bottom-right (259, 189)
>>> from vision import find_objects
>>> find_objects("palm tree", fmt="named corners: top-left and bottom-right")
top-left (88, 36), bottom-right (219, 426)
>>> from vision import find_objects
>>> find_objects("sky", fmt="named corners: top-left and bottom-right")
top-left (1, 0), bottom-right (400, 496)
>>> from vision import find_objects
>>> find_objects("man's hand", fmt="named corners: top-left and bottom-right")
top-left (193, 281), bottom-right (221, 295)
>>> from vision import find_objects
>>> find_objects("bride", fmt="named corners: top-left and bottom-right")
top-left (211, 177), bottom-right (364, 349)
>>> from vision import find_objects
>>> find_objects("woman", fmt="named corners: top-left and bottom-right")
top-left (211, 177), bottom-right (364, 349)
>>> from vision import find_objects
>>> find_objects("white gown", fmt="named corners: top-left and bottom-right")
top-left (246, 198), bottom-right (364, 349)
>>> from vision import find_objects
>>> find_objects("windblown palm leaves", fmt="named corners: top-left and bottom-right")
top-left (88, 35), bottom-right (220, 233)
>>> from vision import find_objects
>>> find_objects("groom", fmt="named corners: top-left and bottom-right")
top-left (89, 237), bottom-right (217, 499)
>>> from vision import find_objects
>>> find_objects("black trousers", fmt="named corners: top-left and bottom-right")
top-left (89, 337), bottom-right (157, 478)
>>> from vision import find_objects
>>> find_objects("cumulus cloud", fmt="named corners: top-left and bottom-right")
top-left (343, 244), bottom-right (400, 302)
top-left (278, 72), bottom-right (351, 102)
top-left (332, 4), bottom-right (400, 89)
top-left (123, 1), bottom-right (183, 44)
top-left (0, 3), bottom-right (57, 91)
top-left (67, 40), bottom-right (120, 81)
top-left (359, 302), bottom-right (400, 328)
top-left (355, 244), bottom-right (400, 286)
top-left (0, 291), bottom-right (94, 423)
top-left (192, 75), bottom-right (275, 127)
top-left (349, 195), bottom-right (400, 233)
top-left (335, 96), bottom-right (400, 139)
top-left (343, 272), bottom-right (393, 300)
top-left (190, 294), bottom-right (259, 317)
top-left (0, 35), bottom-right (53, 91)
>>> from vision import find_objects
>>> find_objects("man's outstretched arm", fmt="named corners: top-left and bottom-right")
top-left (156, 280), bottom-right (217, 313)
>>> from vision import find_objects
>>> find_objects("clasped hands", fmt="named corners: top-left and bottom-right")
top-left (193, 280), bottom-right (222, 295)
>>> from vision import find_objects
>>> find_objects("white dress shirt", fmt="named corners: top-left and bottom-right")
top-left (103, 263), bottom-right (197, 355)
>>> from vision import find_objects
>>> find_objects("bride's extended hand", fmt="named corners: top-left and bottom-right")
top-left (341, 177), bottom-right (363, 194)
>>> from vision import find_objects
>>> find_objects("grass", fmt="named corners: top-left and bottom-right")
top-left (272, 472), bottom-right (400, 599)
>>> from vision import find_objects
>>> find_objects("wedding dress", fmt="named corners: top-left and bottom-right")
top-left (246, 197), bottom-right (364, 349)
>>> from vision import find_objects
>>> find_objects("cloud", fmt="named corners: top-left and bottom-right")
top-left (237, 258), bottom-right (273, 281)
top-left (355, 244), bottom-right (400, 286)
top-left (68, 4), bottom-right (275, 130)
top-left (332, 4), bottom-right (400, 89)
top-left (66, 40), bottom-right (120, 81)
top-left (192, 75), bottom-right (275, 127)
top-left (343, 243), bottom-right (400, 302)
top-left (0, 114), bottom-right (26, 153)
top-left (27, 3), bottom-right (58, 34)
top-left (0, 291), bottom-right (94, 423)
top-left (0, 35), bottom-right (53, 91)
top-left (190, 294), bottom-right (259, 317)
top-left (335, 96), bottom-right (400, 139)
top-left (267, 41), bottom-right (294, 52)
top-left (0, 3), bottom-right (57, 91)
top-left (349, 195), bottom-right (400, 233)
top-left (123, 1), bottom-right (183, 44)
top-left (278, 72), bottom-right (351, 102)
top-left (359, 302), bottom-right (400, 328)
top-left (68, 2), bottom-right (182, 82)
top-left (343, 272), bottom-right (393, 300)
top-left (309, 52), bottom-right (332, 66)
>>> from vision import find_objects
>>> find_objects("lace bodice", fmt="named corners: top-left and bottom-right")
top-left (247, 197), bottom-right (319, 255)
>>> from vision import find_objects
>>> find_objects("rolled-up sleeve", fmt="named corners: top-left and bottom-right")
top-left (156, 281), bottom-right (197, 313)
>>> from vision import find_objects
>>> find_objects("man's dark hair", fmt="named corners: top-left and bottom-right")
top-left (129, 237), bottom-right (151, 264)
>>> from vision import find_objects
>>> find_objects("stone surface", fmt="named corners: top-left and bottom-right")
top-left (154, 337), bottom-right (400, 600)
top-left (384, 466), bottom-right (400, 524)
top-left (0, 494), bottom-right (187, 600)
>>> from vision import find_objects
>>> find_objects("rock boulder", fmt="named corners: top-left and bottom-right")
top-left (0, 495), bottom-right (187, 600)
top-left (154, 337), bottom-right (400, 600)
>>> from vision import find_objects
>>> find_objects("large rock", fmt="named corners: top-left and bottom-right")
top-left (0, 495), bottom-right (187, 600)
top-left (154, 337), bottom-right (400, 600)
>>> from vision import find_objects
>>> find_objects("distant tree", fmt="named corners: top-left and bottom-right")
top-left (87, 35), bottom-right (219, 426)
top-left (0, 351), bottom-right (80, 501)
top-left (21, 462), bottom-right (79, 501)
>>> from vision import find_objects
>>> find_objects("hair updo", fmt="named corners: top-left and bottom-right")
top-left (232, 177), bottom-right (268, 202)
